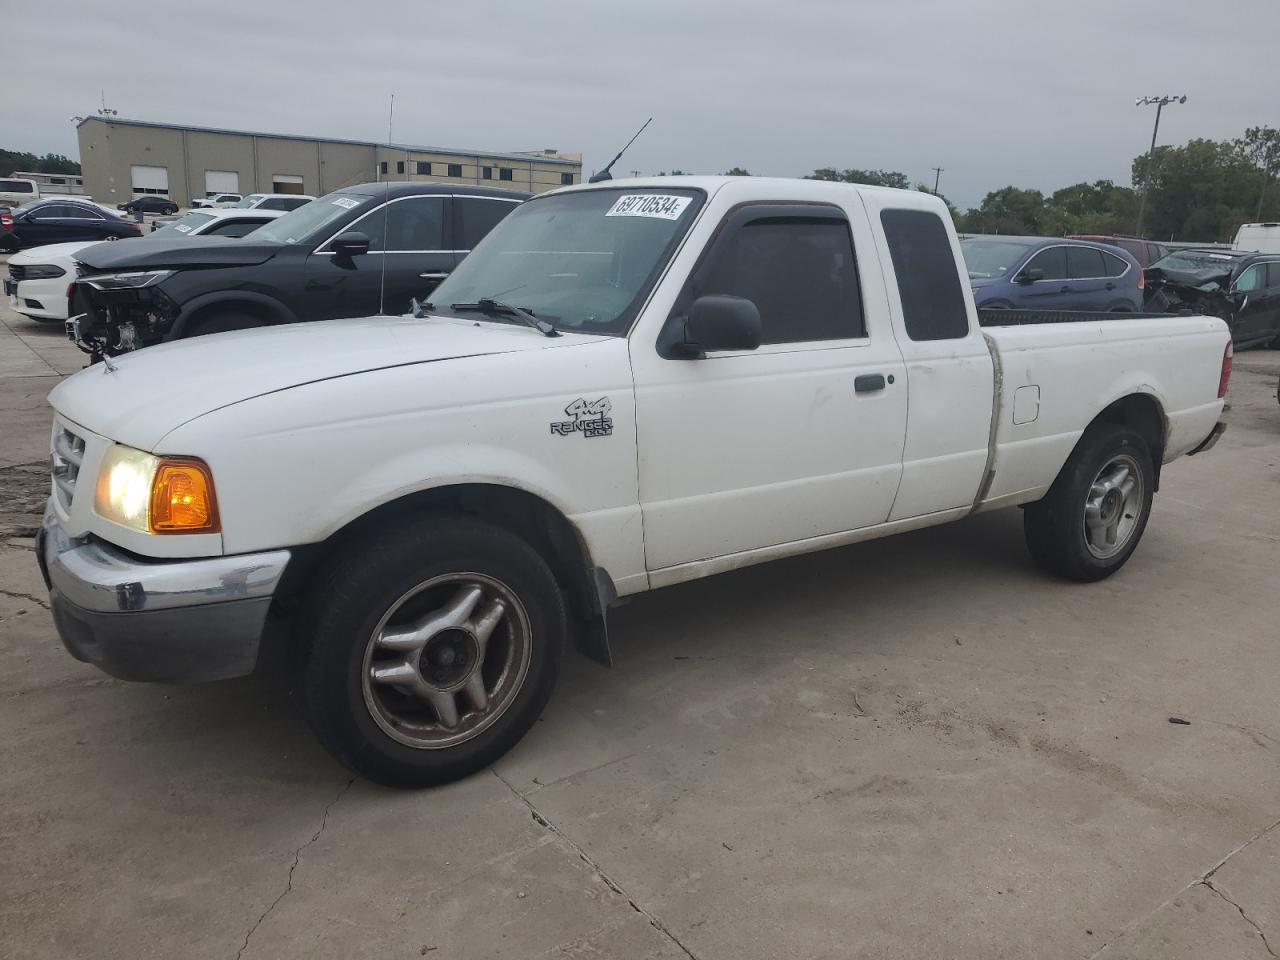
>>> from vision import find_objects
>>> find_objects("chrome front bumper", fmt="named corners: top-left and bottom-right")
top-left (37, 501), bottom-right (291, 683)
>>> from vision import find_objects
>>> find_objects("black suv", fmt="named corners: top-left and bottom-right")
top-left (72, 183), bottom-right (528, 357)
top-left (1145, 249), bottom-right (1280, 349)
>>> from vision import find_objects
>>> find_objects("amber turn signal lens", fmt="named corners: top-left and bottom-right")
top-left (149, 458), bottom-right (220, 534)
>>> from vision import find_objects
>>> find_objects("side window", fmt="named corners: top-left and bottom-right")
top-left (385, 197), bottom-right (446, 251)
top-left (1024, 246), bottom-right (1068, 281)
top-left (1266, 263), bottom-right (1280, 289)
top-left (697, 214), bottom-right (865, 344)
top-left (34, 204), bottom-right (72, 218)
top-left (1235, 264), bottom-right (1263, 293)
top-left (457, 198), bottom-right (516, 250)
top-left (1067, 246), bottom-right (1107, 279)
top-left (1101, 251), bottom-right (1130, 277)
top-left (207, 220), bottom-right (259, 238)
top-left (880, 208), bottom-right (969, 341)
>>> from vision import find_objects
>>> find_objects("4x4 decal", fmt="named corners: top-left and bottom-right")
top-left (551, 397), bottom-right (613, 438)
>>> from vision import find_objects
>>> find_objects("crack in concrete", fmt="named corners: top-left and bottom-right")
top-left (493, 769), bottom-right (702, 960)
top-left (1202, 878), bottom-right (1278, 958)
top-left (0, 587), bottom-right (49, 610)
top-left (1088, 815), bottom-right (1280, 959)
top-left (234, 778), bottom-right (354, 960)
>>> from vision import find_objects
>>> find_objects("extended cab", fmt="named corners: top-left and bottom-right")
top-left (37, 177), bottom-right (1231, 787)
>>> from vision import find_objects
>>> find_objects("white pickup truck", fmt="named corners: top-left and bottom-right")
top-left (37, 177), bottom-right (1231, 786)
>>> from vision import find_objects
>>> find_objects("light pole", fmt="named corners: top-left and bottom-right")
top-left (931, 166), bottom-right (944, 196)
top-left (1134, 95), bottom-right (1186, 237)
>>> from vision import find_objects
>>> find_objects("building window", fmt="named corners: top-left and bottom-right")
top-left (448, 163), bottom-right (463, 178)
top-left (499, 167), bottom-right (514, 181)
top-left (481, 166), bottom-right (493, 179)
top-left (379, 161), bottom-right (388, 175)
top-left (560, 172), bottom-right (574, 185)
top-left (396, 161), bottom-right (405, 174)
top-left (416, 161), bottom-right (431, 175)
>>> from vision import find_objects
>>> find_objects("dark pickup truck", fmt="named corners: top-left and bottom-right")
top-left (70, 182), bottom-right (528, 359)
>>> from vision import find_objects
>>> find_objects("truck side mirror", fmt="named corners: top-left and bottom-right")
top-left (331, 231), bottom-right (370, 257)
top-left (685, 295), bottom-right (762, 354)
top-left (1016, 267), bottom-right (1044, 284)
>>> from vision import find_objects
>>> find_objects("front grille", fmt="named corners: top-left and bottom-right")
top-left (52, 424), bottom-right (86, 510)
top-left (8, 264), bottom-right (26, 281)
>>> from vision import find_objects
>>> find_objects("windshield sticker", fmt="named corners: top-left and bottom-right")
top-left (551, 397), bottom-right (613, 438)
top-left (331, 197), bottom-right (360, 209)
top-left (605, 194), bottom-right (691, 220)
top-left (173, 224), bottom-right (192, 233)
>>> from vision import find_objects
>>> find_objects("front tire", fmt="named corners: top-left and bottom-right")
top-left (1023, 424), bottom-right (1155, 582)
top-left (301, 516), bottom-right (566, 787)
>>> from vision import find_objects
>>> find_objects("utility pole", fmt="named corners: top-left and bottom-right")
top-left (931, 167), bottom-right (944, 196)
top-left (1134, 95), bottom-right (1186, 237)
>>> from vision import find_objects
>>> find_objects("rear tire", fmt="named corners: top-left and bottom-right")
top-left (185, 312), bottom-right (266, 338)
top-left (1023, 424), bottom-right (1155, 582)
top-left (301, 516), bottom-right (566, 787)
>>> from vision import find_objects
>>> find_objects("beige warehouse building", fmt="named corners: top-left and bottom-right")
top-left (76, 116), bottom-right (582, 206)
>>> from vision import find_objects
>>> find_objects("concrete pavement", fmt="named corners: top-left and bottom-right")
top-left (1, 293), bottom-right (1278, 959)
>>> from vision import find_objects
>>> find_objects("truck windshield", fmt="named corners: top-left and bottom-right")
top-left (960, 239), bottom-right (1033, 279)
top-left (428, 187), bottom-right (704, 336)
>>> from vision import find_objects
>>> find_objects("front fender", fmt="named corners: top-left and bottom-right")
top-left (170, 290), bottom-right (297, 338)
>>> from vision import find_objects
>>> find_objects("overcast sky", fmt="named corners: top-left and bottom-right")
top-left (8, 0), bottom-right (1278, 210)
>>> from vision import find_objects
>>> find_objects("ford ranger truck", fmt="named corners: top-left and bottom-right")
top-left (37, 177), bottom-right (1231, 787)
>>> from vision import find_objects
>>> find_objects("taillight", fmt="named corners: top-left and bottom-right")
top-left (1, 212), bottom-right (12, 229)
top-left (1217, 341), bottom-right (1233, 399)
top-left (1137, 269), bottom-right (1145, 290)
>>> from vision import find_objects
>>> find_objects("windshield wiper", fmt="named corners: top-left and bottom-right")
top-left (450, 298), bottom-right (559, 337)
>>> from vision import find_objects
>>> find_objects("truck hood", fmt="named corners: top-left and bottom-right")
top-left (49, 314), bottom-right (607, 451)
top-left (74, 237), bottom-right (280, 272)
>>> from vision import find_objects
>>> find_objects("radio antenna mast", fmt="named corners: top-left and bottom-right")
top-left (378, 94), bottom-right (394, 315)
top-left (589, 117), bottom-right (652, 183)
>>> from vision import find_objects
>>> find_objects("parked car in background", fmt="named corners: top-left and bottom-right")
top-left (118, 196), bottom-right (179, 216)
top-left (70, 183), bottom-right (529, 357)
top-left (962, 236), bottom-right (1144, 311)
top-left (0, 177), bottom-right (40, 207)
top-left (1233, 223), bottom-right (1280, 254)
top-left (0, 199), bottom-right (142, 252)
top-left (1066, 234), bottom-right (1168, 267)
top-left (233, 193), bottom-right (316, 212)
top-left (1145, 248), bottom-right (1280, 348)
top-left (148, 207), bottom-right (285, 239)
top-left (192, 193), bottom-right (242, 209)
top-left (6, 209), bottom-right (286, 324)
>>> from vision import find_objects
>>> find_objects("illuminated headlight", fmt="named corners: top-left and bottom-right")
top-left (94, 445), bottom-right (220, 534)
top-left (22, 264), bottom-right (66, 280)
top-left (84, 270), bottom-right (173, 291)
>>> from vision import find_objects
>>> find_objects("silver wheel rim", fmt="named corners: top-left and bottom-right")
top-left (1083, 453), bottom-right (1143, 560)
top-left (361, 573), bottom-right (532, 750)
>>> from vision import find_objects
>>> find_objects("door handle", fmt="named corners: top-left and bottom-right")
top-left (419, 272), bottom-right (449, 279)
top-left (1105, 282), bottom-right (1116, 290)
top-left (854, 374), bottom-right (887, 393)
top-left (1059, 285), bottom-right (1070, 293)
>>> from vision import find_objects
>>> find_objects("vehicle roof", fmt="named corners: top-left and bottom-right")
top-left (192, 208), bottom-right (285, 221)
top-left (338, 182), bottom-right (531, 201)
top-left (244, 193), bottom-right (315, 199)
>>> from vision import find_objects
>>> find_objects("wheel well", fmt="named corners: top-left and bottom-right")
top-left (1090, 393), bottom-right (1166, 487)
top-left (274, 484), bottom-right (610, 662)
top-left (177, 298), bottom-right (281, 337)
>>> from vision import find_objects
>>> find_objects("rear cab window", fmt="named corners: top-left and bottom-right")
top-left (880, 209), bottom-right (969, 340)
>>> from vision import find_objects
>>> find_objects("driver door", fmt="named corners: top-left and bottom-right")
top-left (303, 196), bottom-right (455, 320)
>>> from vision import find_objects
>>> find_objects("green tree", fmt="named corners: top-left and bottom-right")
top-left (960, 186), bottom-right (1048, 235)
top-left (723, 166), bottom-right (751, 176)
top-left (1233, 126), bottom-right (1280, 220)
top-left (1132, 138), bottom-right (1272, 241)
top-left (0, 149), bottom-right (81, 176)
top-left (806, 168), bottom-right (909, 190)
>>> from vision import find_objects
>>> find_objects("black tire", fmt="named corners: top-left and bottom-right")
top-left (185, 312), bottom-right (266, 338)
top-left (1023, 424), bottom-right (1155, 582)
top-left (301, 515), bottom-right (566, 787)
